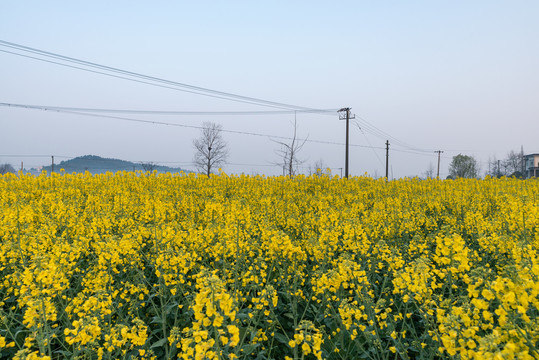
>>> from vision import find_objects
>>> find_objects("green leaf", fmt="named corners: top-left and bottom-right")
top-left (283, 312), bottom-right (294, 319)
top-left (166, 302), bottom-right (179, 314)
top-left (150, 337), bottom-right (168, 348)
top-left (359, 351), bottom-right (370, 359)
top-left (273, 332), bottom-right (289, 345)
top-left (237, 312), bottom-right (250, 320)
top-left (55, 350), bottom-right (73, 357)
top-left (241, 343), bottom-right (260, 355)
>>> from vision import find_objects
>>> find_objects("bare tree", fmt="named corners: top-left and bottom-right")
top-left (0, 163), bottom-right (16, 175)
top-left (140, 162), bottom-right (158, 172)
top-left (424, 162), bottom-right (435, 179)
top-left (272, 118), bottom-right (307, 177)
top-left (193, 122), bottom-right (229, 177)
top-left (486, 155), bottom-right (497, 177)
top-left (502, 150), bottom-right (523, 178)
top-left (487, 150), bottom-right (524, 178)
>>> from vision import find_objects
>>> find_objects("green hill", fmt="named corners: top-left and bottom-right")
top-left (41, 155), bottom-right (188, 174)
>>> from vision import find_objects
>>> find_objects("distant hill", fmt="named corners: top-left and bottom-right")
top-left (40, 155), bottom-right (188, 174)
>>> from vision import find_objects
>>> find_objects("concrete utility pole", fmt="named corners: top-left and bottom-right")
top-left (385, 140), bottom-right (390, 179)
top-left (435, 150), bottom-right (443, 178)
top-left (338, 107), bottom-right (355, 178)
top-left (51, 156), bottom-right (54, 174)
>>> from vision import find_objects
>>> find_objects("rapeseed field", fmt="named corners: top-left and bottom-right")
top-left (0, 171), bottom-right (538, 359)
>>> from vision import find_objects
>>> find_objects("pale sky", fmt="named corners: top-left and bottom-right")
top-left (1, 1), bottom-right (538, 178)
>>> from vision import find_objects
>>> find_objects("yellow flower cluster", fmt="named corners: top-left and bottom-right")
top-left (179, 271), bottom-right (240, 359)
top-left (288, 320), bottom-right (323, 360)
top-left (0, 171), bottom-right (538, 359)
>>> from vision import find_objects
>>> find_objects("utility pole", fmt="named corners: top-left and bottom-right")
top-left (21, 161), bottom-right (23, 172)
top-left (435, 150), bottom-right (443, 178)
top-left (338, 107), bottom-right (355, 178)
top-left (385, 140), bottom-right (390, 179)
top-left (51, 156), bottom-right (54, 174)
top-left (521, 145), bottom-right (525, 179)
top-left (207, 146), bottom-right (212, 177)
top-left (497, 160), bottom-right (501, 177)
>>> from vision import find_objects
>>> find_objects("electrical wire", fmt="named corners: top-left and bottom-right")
top-left (0, 39), bottom-right (458, 159)
top-left (0, 102), bottom-right (384, 150)
top-left (390, 148), bottom-right (441, 157)
top-left (1, 41), bottom-right (443, 155)
top-left (2, 103), bottom-right (458, 159)
top-left (0, 102), bottom-right (334, 116)
top-left (352, 120), bottom-right (385, 166)
top-left (0, 40), bottom-right (334, 112)
top-left (0, 48), bottom-right (303, 110)
top-left (355, 115), bottom-right (435, 153)
top-left (2, 154), bottom-right (336, 172)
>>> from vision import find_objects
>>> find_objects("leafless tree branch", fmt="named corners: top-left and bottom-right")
top-left (272, 117), bottom-right (307, 177)
top-left (193, 122), bottom-right (229, 177)
top-left (140, 162), bottom-right (158, 172)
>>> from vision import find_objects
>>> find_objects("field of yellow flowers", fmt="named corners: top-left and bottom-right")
top-left (0, 171), bottom-right (538, 359)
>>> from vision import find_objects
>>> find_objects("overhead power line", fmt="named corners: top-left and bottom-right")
top-left (0, 40), bottom-right (335, 112)
top-left (355, 116), bottom-right (435, 153)
top-left (0, 154), bottom-right (72, 159)
top-left (1, 102), bottom-right (458, 158)
top-left (0, 103), bottom-right (333, 116)
top-left (352, 120), bottom-right (384, 166)
top-left (0, 40), bottom-right (447, 158)
top-left (0, 102), bottom-right (384, 150)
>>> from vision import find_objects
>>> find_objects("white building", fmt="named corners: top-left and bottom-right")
top-left (524, 154), bottom-right (539, 178)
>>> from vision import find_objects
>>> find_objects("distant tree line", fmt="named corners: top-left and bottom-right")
top-left (0, 163), bottom-right (16, 175)
top-left (485, 150), bottom-right (525, 178)
top-left (445, 149), bottom-right (526, 180)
